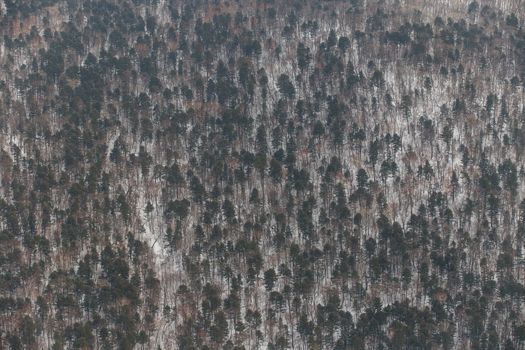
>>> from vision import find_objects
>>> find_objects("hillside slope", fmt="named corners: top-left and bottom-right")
top-left (1, 0), bottom-right (525, 349)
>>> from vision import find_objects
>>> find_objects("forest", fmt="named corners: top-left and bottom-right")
top-left (0, 0), bottom-right (525, 349)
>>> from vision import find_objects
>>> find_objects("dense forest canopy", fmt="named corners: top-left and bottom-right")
top-left (0, 0), bottom-right (525, 349)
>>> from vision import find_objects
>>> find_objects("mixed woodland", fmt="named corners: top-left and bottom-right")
top-left (0, 0), bottom-right (525, 349)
